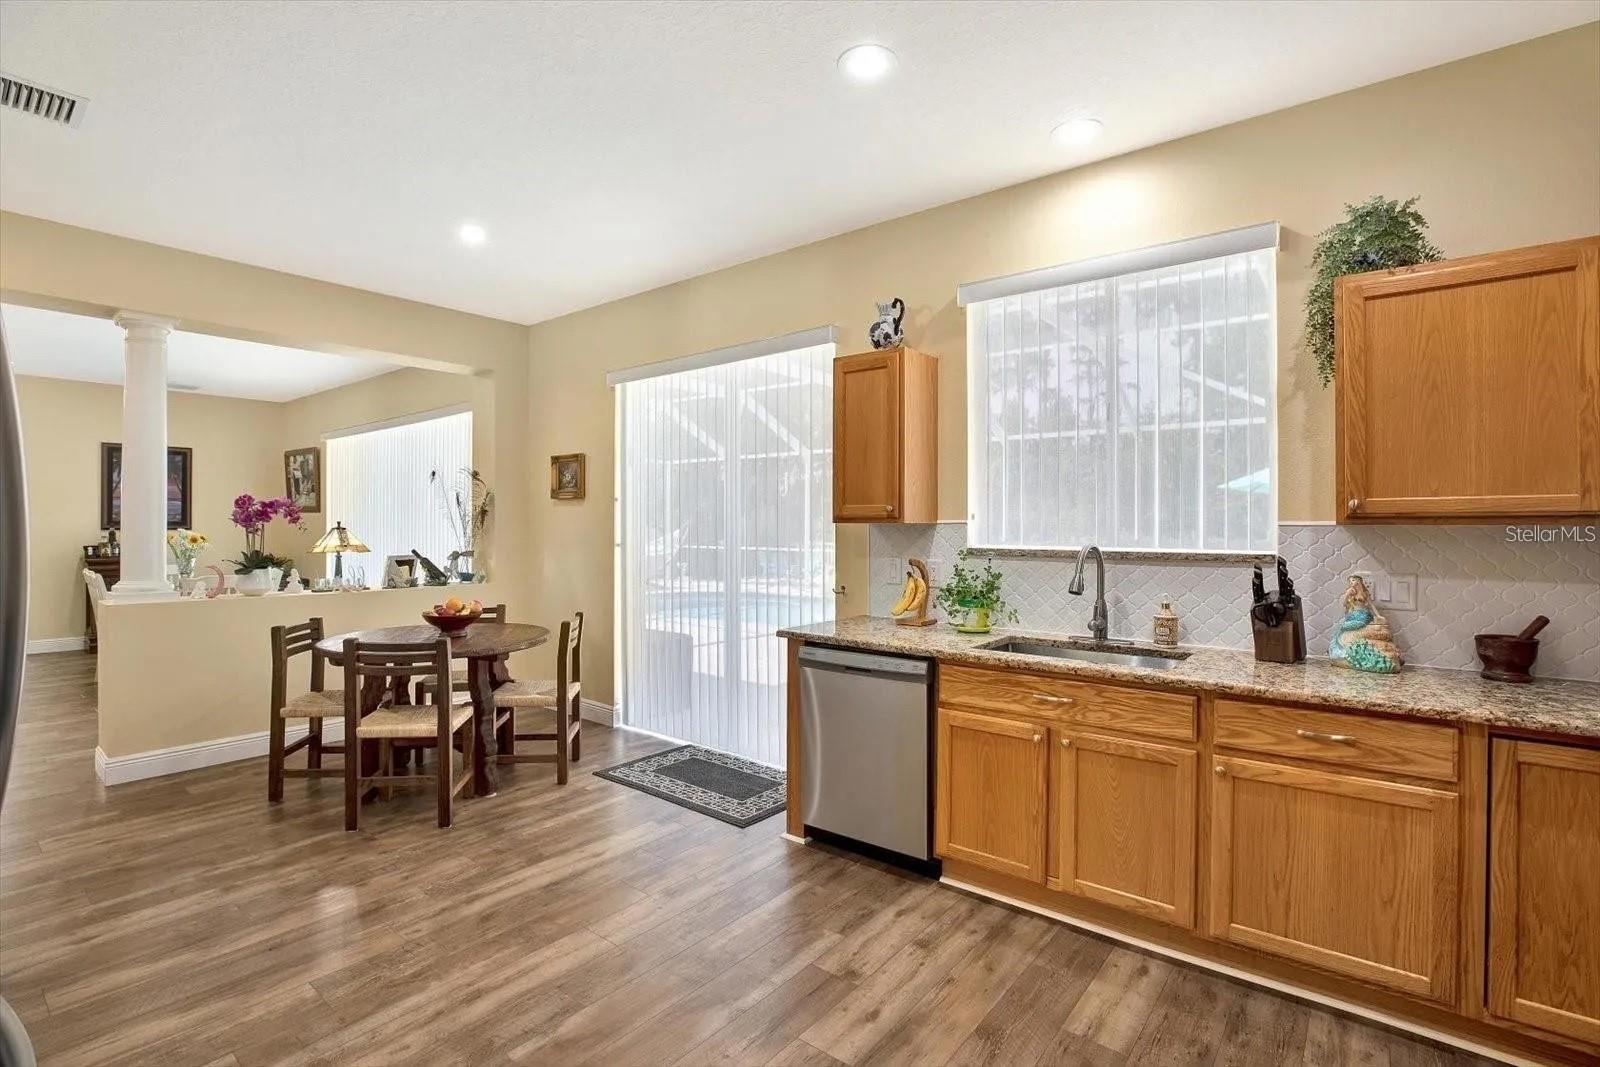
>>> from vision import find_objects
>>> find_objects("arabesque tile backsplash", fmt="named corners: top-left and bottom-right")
top-left (867, 522), bottom-right (1599, 681)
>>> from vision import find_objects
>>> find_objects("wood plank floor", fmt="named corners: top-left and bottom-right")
top-left (1, 653), bottom-right (1497, 1066)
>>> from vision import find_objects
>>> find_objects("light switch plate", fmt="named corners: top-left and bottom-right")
top-left (1349, 569), bottom-right (1417, 612)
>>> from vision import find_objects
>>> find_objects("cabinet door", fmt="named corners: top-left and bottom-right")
top-left (1209, 756), bottom-right (1459, 1002)
top-left (1488, 741), bottom-right (1600, 1044)
top-left (1337, 237), bottom-right (1600, 521)
top-left (936, 707), bottom-right (1047, 882)
top-left (833, 350), bottom-right (902, 521)
top-left (1049, 730), bottom-right (1196, 927)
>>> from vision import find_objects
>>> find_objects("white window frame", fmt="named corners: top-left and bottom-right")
top-left (961, 224), bottom-right (1279, 557)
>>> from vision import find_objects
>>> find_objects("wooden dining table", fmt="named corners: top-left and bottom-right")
top-left (316, 621), bottom-right (549, 797)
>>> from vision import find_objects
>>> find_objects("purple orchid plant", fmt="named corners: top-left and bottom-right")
top-left (226, 494), bottom-right (305, 574)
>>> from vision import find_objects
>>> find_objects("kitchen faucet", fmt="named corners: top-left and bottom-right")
top-left (1068, 545), bottom-right (1109, 642)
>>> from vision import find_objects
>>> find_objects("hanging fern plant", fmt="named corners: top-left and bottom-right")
top-left (1304, 195), bottom-right (1442, 385)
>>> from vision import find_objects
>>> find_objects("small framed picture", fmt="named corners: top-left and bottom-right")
top-left (550, 453), bottom-right (586, 500)
top-left (102, 442), bottom-right (192, 529)
top-left (284, 447), bottom-right (321, 513)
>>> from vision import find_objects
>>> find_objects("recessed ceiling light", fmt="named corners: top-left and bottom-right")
top-left (1051, 117), bottom-right (1104, 147)
top-left (838, 44), bottom-right (897, 84)
top-left (457, 222), bottom-right (487, 246)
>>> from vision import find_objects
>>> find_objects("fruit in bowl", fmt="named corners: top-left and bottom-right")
top-left (423, 596), bottom-right (484, 634)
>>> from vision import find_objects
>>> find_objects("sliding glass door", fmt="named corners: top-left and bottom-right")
top-left (618, 341), bottom-right (834, 765)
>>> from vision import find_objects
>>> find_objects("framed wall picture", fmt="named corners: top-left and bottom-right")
top-left (101, 443), bottom-right (192, 530)
top-left (284, 446), bottom-right (322, 513)
top-left (550, 453), bottom-right (586, 500)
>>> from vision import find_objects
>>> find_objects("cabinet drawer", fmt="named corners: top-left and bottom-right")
top-left (1213, 699), bottom-right (1458, 783)
top-left (940, 663), bottom-right (1195, 742)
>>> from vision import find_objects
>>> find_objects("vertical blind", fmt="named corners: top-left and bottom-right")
top-left (324, 408), bottom-right (472, 586)
top-left (618, 342), bottom-right (835, 765)
top-left (967, 246), bottom-right (1276, 552)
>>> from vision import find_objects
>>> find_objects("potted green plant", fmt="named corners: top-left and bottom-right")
top-left (933, 548), bottom-right (1019, 634)
top-left (1304, 195), bottom-right (1442, 385)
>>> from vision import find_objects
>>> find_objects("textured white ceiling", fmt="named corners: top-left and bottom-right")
top-left (0, 1), bottom-right (1592, 325)
top-left (2, 303), bottom-right (397, 402)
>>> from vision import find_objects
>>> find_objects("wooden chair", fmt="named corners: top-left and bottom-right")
top-left (491, 611), bottom-right (583, 784)
top-left (343, 637), bottom-right (475, 830)
top-left (267, 618), bottom-right (348, 802)
top-left (414, 603), bottom-right (507, 704)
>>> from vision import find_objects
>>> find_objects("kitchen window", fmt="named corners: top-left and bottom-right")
top-left (323, 406), bottom-right (473, 586)
top-left (961, 223), bottom-right (1278, 554)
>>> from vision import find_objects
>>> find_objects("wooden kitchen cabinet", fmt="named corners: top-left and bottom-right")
top-left (935, 707), bottom-right (1046, 882)
top-left (832, 346), bottom-right (938, 523)
top-left (1048, 729), bottom-right (1196, 927)
top-left (1335, 235), bottom-right (1600, 522)
top-left (1208, 756), bottom-right (1459, 1002)
top-left (1488, 740), bottom-right (1600, 1045)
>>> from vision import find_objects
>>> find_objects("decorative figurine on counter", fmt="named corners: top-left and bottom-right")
top-left (868, 298), bottom-right (906, 349)
top-left (1329, 575), bottom-right (1403, 673)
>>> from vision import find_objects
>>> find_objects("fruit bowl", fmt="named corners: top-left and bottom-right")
top-left (422, 608), bottom-right (482, 635)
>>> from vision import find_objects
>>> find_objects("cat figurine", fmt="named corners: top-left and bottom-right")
top-left (868, 298), bottom-right (905, 349)
top-left (1329, 575), bottom-right (1403, 674)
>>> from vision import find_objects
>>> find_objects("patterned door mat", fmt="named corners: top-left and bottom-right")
top-left (594, 744), bottom-right (786, 828)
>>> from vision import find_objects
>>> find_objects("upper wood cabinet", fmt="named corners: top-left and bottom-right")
top-left (833, 346), bottom-right (938, 523)
top-left (1208, 756), bottom-right (1459, 1002)
top-left (1049, 728), bottom-right (1196, 928)
top-left (1335, 235), bottom-right (1600, 522)
top-left (1488, 740), bottom-right (1600, 1045)
top-left (935, 706), bottom-right (1047, 882)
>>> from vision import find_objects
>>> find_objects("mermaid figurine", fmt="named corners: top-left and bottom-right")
top-left (1329, 575), bottom-right (1403, 674)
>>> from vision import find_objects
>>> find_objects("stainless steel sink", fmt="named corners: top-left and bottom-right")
top-left (979, 637), bottom-right (1188, 670)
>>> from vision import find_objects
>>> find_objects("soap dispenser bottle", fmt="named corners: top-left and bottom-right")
top-left (1152, 599), bottom-right (1179, 647)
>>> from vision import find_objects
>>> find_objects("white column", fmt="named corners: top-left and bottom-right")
top-left (109, 311), bottom-right (180, 602)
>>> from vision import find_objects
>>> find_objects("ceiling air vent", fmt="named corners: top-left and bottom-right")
top-left (0, 72), bottom-right (86, 128)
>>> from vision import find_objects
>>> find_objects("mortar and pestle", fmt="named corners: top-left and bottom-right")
top-left (1474, 616), bottom-right (1549, 683)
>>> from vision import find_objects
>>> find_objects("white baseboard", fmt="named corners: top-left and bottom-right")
top-left (27, 636), bottom-right (89, 654)
top-left (96, 721), bottom-right (347, 787)
top-left (96, 702), bottom-right (614, 787)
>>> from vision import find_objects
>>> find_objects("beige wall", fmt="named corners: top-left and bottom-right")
top-left (16, 376), bottom-right (284, 641)
top-left (525, 26), bottom-right (1600, 704)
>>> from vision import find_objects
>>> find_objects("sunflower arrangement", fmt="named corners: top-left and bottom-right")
top-left (166, 528), bottom-right (210, 577)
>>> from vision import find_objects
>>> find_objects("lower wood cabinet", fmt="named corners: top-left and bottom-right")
top-left (1048, 729), bottom-right (1196, 927)
top-left (1208, 756), bottom-right (1459, 1002)
top-left (1488, 740), bottom-right (1600, 1044)
top-left (935, 707), bottom-right (1047, 882)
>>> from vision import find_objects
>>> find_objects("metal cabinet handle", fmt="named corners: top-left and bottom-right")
top-left (1032, 693), bottom-right (1076, 705)
top-left (1347, 498), bottom-right (1360, 511)
top-left (1060, 737), bottom-right (1071, 748)
top-left (1296, 728), bottom-right (1356, 744)
top-left (1215, 764), bottom-right (1227, 776)
top-left (1032, 733), bottom-right (1043, 744)
top-left (883, 504), bottom-right (894, 513)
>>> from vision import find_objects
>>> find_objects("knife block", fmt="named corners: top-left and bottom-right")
top-left (1251, 603), bottom-right (1307, 664)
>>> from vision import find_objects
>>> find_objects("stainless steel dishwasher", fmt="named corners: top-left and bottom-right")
top-left (798, 645), bottom-right (933, 863)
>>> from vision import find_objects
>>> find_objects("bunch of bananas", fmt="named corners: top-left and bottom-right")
top-left (890, 567), bottom-right (928, 618)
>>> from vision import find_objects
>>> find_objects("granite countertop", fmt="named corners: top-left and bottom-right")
top-left (777, 616), bottom-right (1600, 740)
